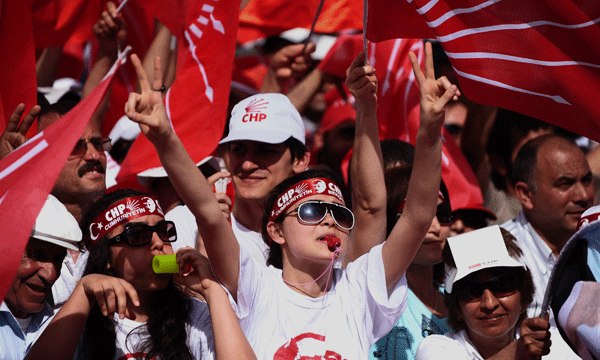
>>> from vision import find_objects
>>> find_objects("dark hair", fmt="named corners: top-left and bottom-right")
top-left (284, 137), bottom-right (309, 162)
top-left (380, 139), bottom-right (416, 169)
top-left (486, 109), bottom-right (554, 191)
top-left (442, 227), bottom-right (535, 333)
top-left (261, 168), bottom-right (350, 269)
top-left (38, 100), bottom-right (79, 119)
top-left (80, 189), bottom-right (194, 360)
top-left (384, 165), bottom-right (450, 237)
top-left (510, 134), bottom-right (578, 190)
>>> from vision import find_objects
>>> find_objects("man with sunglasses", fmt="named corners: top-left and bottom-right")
top-left (218, 93), bottom-right (310, 265)
top-left (36, 101), bottom-right (110, 307)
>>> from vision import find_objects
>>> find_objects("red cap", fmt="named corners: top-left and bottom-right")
top-left (453, 203), bottom-right (497, 221)
top-left (320, 99), bottom-right (356, 133)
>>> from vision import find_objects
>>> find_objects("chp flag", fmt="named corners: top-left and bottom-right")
top-left (366, 0), bottom-right (600, 143)
top-left (116, 0), bottom-right (241, 189)
top-left (0, 49), bottom-right (126, 302)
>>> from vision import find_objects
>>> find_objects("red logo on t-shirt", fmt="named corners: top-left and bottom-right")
top-left (117, 352), bottom-right (156, 360)
top-left (273, 333), bottom-right (346, 360)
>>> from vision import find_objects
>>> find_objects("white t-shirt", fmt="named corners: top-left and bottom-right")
top-left (415, 327), bottom-right (580, 360)
top-left (51, 249), bottom-right (90, 307)
top-left (501, 212), bottom-right (557, 318)
top-left (77, 297), bottom-right (214, 360)
top-left (236, 243), bottom-right (408, 360)
top-left (231, 214), bottom-right (269, 266)
top-left (166, 205), bottom-right (199, 251)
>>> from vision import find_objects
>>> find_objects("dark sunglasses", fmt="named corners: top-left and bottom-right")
top-left (286, 201), bottom-right (355, 230)
top-left (70, 136), bottom-right (112, 157)
top-left (456, 273), bottom-right (520, 302)
top-left (107, 220), bottom-right (177, 247)
top-left (397, 202), bottom-right (453, 225)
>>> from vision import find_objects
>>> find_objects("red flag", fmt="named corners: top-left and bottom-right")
top-left (0, 52), bottom-right (123, 302)
top-left (0, 0), bottom-right (37, 131)
top-left (366, 0), bottom-right (600, 143)
top-left (116, 0), bottom-right (242, 187)
top-left (238, 0), bottom-right (363, 44)
top-left (32, 0), bottom-right (103, 49)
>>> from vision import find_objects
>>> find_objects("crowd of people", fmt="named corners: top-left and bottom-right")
top-left (1, 1), bottom-right (599, 360)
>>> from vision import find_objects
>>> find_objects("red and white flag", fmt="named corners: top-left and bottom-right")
top-left (320, 34), bottom-right (484, 206)
top-left (0, 53), bottom-right (124, 302)
top-left (116, 0), bottom-right (241, 189)
top-left (366, 0), bottom-right (600, 143)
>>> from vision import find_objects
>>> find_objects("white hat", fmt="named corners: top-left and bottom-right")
top-left (219, 93), bottom-right (305, 145)
top-left (108, 115), bottom-right (141, 145)
top-left (31, 195), bottom-right (81, 251)
top-left (444, 225), bottom-right (525, 294)
top-left (137, 156), bottom-right (221, 189)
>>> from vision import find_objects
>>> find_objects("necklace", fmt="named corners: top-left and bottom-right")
top-left (282, 248), bottom-right (341, 294)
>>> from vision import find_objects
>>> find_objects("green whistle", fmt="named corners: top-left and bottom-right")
top-left (152, 254), bottom-right (179, 274)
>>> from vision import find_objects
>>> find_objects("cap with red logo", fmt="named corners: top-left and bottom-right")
top-left (219, 93), bottom-right (305, 145)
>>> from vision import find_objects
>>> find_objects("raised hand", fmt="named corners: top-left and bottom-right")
top-left (515, 317), bottom-right (552, 360)
top-left (125, 55), bottom-right (172, 144)
top-left (345, 52), bottom-right (377, 107)
top-left (409, 42), bottom-right (460, 132)
top-left (174, 247), bottom-right (221, 296)
top-left (0, 103), bottom-right (40, 159)
top-left (80, 274), bottom-right (140, 319)
top-left (93, 1), bottom-right (127, 54)
top-left (207, 171), bottom-right (233, 222)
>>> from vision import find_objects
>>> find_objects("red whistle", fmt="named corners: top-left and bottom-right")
top-left (323, 236), bottom-right (341, 249)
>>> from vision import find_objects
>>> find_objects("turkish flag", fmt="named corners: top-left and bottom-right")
top-left (238, 0), bottom-right (363, 44)
top-left (366, 0), bottom-right (600, 143)
top-left (319, 34), bottom-right (483, 207)
top-left (0, 53), bottom-right (123, 302)
top-left (116, 0), bottom-right (241, 188)
top-left (0, 0), bottom-right (37, 131)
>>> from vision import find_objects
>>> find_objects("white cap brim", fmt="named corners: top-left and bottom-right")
top-left (219, 129), bottom-right (299, 145)
top-left (32, 231), bottom-right (80, 251)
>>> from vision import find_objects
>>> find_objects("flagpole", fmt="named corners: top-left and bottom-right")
top-left (303, 0), bottom-right (325, 54)
top-left (363, 0), bottom-right (368, 65)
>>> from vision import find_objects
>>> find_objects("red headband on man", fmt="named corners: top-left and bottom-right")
top-left (270, 178), bottom-right (345, 221)
top-left (88, 196), bottom-right (164, 246)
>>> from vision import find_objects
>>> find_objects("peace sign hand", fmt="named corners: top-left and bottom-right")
top-left (125, 54), bottom-right (172, 145)
top-left (0, 103), bottom-right (41, 159)
top-left (409, 42), bottom-right (460, 133)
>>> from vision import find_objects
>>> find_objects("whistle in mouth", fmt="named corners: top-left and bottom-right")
top-left (324, 236), bottom-right (341, 249)
top-left (152, 254), bottom-right (179, 273)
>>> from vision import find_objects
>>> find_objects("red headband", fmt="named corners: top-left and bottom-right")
top-left (270, 178), bottom-right (345, 221)
top-left (88, 196), bottom-right (164, 246)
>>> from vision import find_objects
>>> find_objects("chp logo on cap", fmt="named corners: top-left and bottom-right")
top-left (270, 178), bottom-right (346, 221)
top-left (88, 196), bottom-right (165, 245)
top-left (242, 98), bottom-right (268, 122)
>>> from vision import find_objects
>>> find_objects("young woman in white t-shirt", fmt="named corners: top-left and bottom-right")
top-left (120, 43), bottom-right (459, 358)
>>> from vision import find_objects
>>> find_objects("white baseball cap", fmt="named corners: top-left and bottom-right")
top-left (444, 225), bottom-right (526, 294)
top-left (219, 93), bottom-right (305, 145)
top-left (137, 156), bottom-right (221, 189)
top-left (31, 195), bottom-right (81, 251)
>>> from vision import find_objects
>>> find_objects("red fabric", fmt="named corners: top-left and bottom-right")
top-left (116, 0), bottom-right (241, 186)
top-left (366, 0), bottom-right (600, 143)
top-left (32, 0), bottom-right (103, 49)
top-left (231, 55), bottom-right (268, 94)
top-left (0, 0), bottom-right (37, 132)
top-left (0, 57), bottom-right (120, 302)
top-left (238, 0), bottom-right (363, 44)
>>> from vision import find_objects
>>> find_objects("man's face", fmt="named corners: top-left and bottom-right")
top-left (5, 238), bottom-right (66, 318)
top-left (223, 140), bottom-right (307, 203)
top-left (527, 141), bottom-right (594, 237)
top-left (52, 124), bottom-right (107, 204)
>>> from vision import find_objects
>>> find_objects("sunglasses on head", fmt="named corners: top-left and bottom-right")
top-left (397, 202), bottom-right (453, 225)
top-left (70, 136), bottom-right (112, 157)
top-left (107, 220), bottom-right (177, 247)
top-left (455, 273), bottom-right (520, 302)
top-left (285, 201), bottom-right (355, 230)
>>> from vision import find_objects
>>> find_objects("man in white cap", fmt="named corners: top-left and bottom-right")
top-left (219, 93), bottom-right (310, 264)
top-left (0, 195), bottom-right (81, 359)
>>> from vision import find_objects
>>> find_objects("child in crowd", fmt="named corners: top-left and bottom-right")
top-left (122, 39), bottom-right (459, 358)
